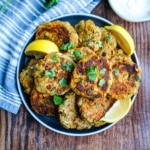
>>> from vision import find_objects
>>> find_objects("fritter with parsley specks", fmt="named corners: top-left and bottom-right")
top-left (65, 47), bottom-right (96, 62)
top-left (109, 56), bottom-right (141, 100)
top-left (58, 91), bottom-right (92, 129)
top-left (75, 20), bottom-right (101, 51)
top-left (77, 95), bottom-right (115, 124)
top-left (96, 27), bottom-right (117, 59)
top-left (30, 88), bottom-right (57, 116)
top-left (19, 59), bottom-right (38, 94)
top-left (34, 52), bottom-right (75, 95)
top-left (70, 54), bottom-right (112, 99)
top-left (35, 20), bottom-right (78, 50)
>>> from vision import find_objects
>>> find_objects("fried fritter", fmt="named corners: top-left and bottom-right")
top-left (30, 88), bottom-right (57, 116)
top-left (77, 95), bottom-right (115, 123)
top-left (35, 20), bottom-right (78, 50)
top-left (109, 56), bottom-right (141, 100)
top-left (65, 47), bottom-right (96, 62)
top-left (70, 54), bottom-right (112, 99)
top-left (75, 20), bottom-right (101, 51)
top-left (19, 59), bottom-right (38, 94)
top-left (96, 27), bottom-right (117, 59)
top-left (58, 91), bottom-right (92, 129)
top-left (34, 52), bottom-right (74, 95)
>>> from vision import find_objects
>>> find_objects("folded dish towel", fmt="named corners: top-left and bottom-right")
top-left (0, 0), bottom-right (101, 114)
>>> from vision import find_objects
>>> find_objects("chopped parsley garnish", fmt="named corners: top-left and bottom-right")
top-left (73, 50), bottom-right (82, 59)
top-left (114, 69), bottom-right (120, 76)
top-left (60, 41), bottom-right (74, 51)
top-left (44, 32), bottom-right (49, 39)
top-left (59, 78), bottom-right (67, 86)
top-left (93, 104), bottom-right (99, 109)
top-left (53, 96), bottom-right (64, 105)
top-left (51, 55), bottom-right (58, 62)
top-left (45, 68), bottom-right (56, 78)
top-left (86, 66), bottom-right (96, 75)
top-left (86, 66), bottom-right (97, 81)
top-left (97, 40), bottom-right (103, 48)
top-left (40, 72), bottom-right (45, 77)
top-left (45, 0), bottom-right (59, 9)
top-left (61, 61), bottom-right (74, 72)
top-left (98, 78), bottom-right (105, 87)
top-left (88, 74), bottom-right (97, 81)
top-left (44, 99), bottom-right (51, 105)
top-left (104, 35), bottom-right (111, 42)
top-left (135, 76), bottom-right (141, 82)
top-left (99, 68), bottom-right (106, 75)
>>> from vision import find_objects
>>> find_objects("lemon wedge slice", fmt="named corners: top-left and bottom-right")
top-left (25, 39), bottom-right (59, 58)
top-left (105, 25), bottom-right (135, 56)
top-left (100, 98), bottom-right (132, 123)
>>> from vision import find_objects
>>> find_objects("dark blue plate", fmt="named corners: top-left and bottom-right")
top-left (17, 13), bottom-right (138, 136)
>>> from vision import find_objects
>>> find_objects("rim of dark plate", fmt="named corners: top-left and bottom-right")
top-left (16, 13), bottom-right (139, 136)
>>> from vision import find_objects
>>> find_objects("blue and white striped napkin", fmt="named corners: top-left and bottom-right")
top-left (0, 0), bottom-right (101, 114)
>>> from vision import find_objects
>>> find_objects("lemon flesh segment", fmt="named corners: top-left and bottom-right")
top-left (100, 98), bottom-right (132, 123)
top-left (25, 39), bottom-right (59, 57)
top-left (105, 25), bottom-right (135, 56)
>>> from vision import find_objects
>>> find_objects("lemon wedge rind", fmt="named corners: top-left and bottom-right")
top-left (105, 25), bottom-right (135, 56)
top-left (100, 98), bottom-right (132, 123)
top-left (24, 39), bottom-right (59, 57)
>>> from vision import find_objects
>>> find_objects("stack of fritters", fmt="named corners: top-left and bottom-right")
top-left (20, 20), bottom-right (141, 129)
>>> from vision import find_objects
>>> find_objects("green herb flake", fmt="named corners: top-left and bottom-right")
top-left (98, 78), bottom-right (105, 87)
top-left (44, 99), bottom-right (51, 105)
top-left (86, 66), bottom-right (96, 75)
top-left (44, 32), bottom-right (49, 39)
top-left (45, 0), bottom-right (59, 9)
top-left (86, 66), bottom-right (97, 81)
top-left (104, 35), bottom-right (111, 42)
top-left (53, 96), bottom-right (64, 105)
top-left (135, 76), bottom-right (141, 82)
top-left (73, 50), bottom-right (82, 59)
top-left (45, 69), bottom-right (56, 78)
top-left (40, 72), bottom-right (45, 77)
top-left (60, 41), bottom-right (74, 51)
top-left (61, 61), bottom-right (74, 72)
top-left (88, 74), bottom-right (97, 81)
top-left (59, 78), bottom-right (67, 86)
top-left (93, 104), bottom-right (99, 109)
top-left (114, 69), bottom-right (120, 76)
top-left (99, 68), bottom-right (106, 75)
top-left (51, 55), bottom-right (58, 62)
top-left (97, 41), bottom-right (103, 48)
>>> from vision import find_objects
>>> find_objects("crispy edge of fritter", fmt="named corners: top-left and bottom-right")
top-left (35, 20), bottom-right (79, 49)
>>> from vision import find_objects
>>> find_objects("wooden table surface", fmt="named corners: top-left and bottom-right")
top-left (0, 1), bottom-right (150, 150)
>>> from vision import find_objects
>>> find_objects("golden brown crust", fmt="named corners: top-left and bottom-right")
top-left (64, 47), bottom-right (96, 62)
top-left (70, 54), bottom-right (112, 99)
top-left (19, 59), bottom-right (38, 94)
top-left (109, 56), bottom-right (141, 100)
top-left (36, 20), bottom-right (78, 49)
top-left (58, 91), bottom-right (92, 129)
top-left (34, 52), bottom-right (74, 95)
top-left (77, 95), bottom-right (115, 123)
top-left (75, 20), bottom-right (101, 51)
top-left (30, 88), bottom-right (57, 116)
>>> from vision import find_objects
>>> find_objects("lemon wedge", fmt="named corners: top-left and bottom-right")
top-left (105, 25), bottom-right (135, 56)
top-left (100, 98), bottom-right (132, 123)
top-left (25, 39), bottom-right (59, 58)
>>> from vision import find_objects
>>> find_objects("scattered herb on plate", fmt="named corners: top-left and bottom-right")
top-left (45, 0), bottom-right (59, 9)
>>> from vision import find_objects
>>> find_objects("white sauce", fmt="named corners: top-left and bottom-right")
top-left (108, 0), bottom-right (150, 22)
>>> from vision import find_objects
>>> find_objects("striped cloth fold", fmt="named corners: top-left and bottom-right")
top-left (0, 0), bottom-right (101, 114)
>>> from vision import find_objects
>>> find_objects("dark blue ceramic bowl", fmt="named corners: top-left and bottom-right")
top-left (17, 13), bottom-right (139, 136)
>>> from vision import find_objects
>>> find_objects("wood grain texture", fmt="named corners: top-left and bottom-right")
top-left (1, 1), bottom-right (150, 150)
